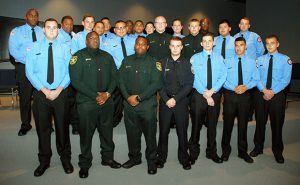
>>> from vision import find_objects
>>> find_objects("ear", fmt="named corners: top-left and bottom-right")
top-left (43, 27), bottom-right (45, 34)
top-left (82, 21), bottom-right (84, 26)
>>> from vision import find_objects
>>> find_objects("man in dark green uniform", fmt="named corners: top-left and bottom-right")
top-left (147, 16), bottom-right (172, 60)
top-left (69, 31), bottom-right (121, 179)
top-left (183, 18), bottom-right (203, 60)
top-left (119, 36), bottom-right (162, 175)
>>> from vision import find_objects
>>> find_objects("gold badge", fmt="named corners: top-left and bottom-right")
top-left (70, 56), bottom-right (77, 65)
top-left (156, 62), bottom-right (162, 71)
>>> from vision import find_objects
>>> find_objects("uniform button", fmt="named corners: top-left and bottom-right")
top-left (135, 70), bottom-right (138, 73)
top-left (98, 68), bottom-right (101, 71)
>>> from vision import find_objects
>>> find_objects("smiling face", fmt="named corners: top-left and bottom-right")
top-left (114, 22), bottom-right (127, 38)
top-left (172, 20), bottom-right (183, 35)
top-left (235, 40), bottom-right (246, 56)
top-left (154, 16), bottom-right (167, 33)
top-left (61, 18), bottom-right (73, 34)
top-left (82, 17), bottom-right (95, 32)
top-left (239, 18), bottom-right (250, 33)
top-left (219, 22), bottom-right (231, 37)
top-left (93, 22), bottom-right (104, 36)
top-left (145, 23), bottom-right (155, 35)
top-left (266, 37), bottom-right (279, 54)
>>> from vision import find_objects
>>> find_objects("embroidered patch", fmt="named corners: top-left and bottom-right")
top-left (287, 58), bottom-right (292, 65)
top-left (156, 62), bottom-right (162, 71)
top-left (70, 56), bottom-right (77, 65)
top-left (257, 37), bottom-right (262, 42)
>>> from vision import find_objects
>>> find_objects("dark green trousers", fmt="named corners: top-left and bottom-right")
top-left (77, 98), bottom-right (115, 168)
top-left (124, 99), bottom-right (157, 166)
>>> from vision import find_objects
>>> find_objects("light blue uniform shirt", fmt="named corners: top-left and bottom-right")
top-left (102, 35), bottom-right (135, 69)
top-left (25, 38), bottom-right (71, 90)
top-left (213, 35), bottom-right (235, 59)
top-left (8, 23), bottom-right (44, 64)
top-left (130, 33), bottom-right (147, 39)
top-left (191, 50), bottom-right (227, 94)
top-left (173, 34), bottom-right (185, 38)
top-left (71, 29), bottom-right (89, 54)
top-left (234, 31), bottom-right (265, 60)
top-left (256, 52), bottom-right (292, 94)
top-left (57, 28), bottom-right (74, 48)
top-left (224, 54), bottom-right (259, 91)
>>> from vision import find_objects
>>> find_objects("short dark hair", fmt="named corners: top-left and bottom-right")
top-left (218, 19), bottom-right (231, 27)
top-left (145, 21), bottom-right (154, 27)
top-left (101, 17), bottom-right (110, 21)
top-left (44, 18), bottom-right (58, 27)
top-left (61, 15), bottom-right (73, 23)
top-left (202, 32), bottom-right (214, 40)
top-left (94, 21), bottom-right (104, 26)
top-left (26, 8), bottom-right (39, 16)
top-left (240, 17), bottom-right (251, 24)
top-left (172, 19), bottom-right (182, 25)
top-left (86, 31), bottom-right (98, 39)
top-left (266, 34), bottom-right (279, 42)
top-left (82, 13), bottom-right (94, 21)
top-left (137, 36), bottom-right (148, 45)
top-left (235, 37), bottom-right (246, 44)
top-left (170, 36), bottom-right (183, 45)
top-left (135, 20), bottom-right (144, 25)
top-left (115, 20), bottom-right (125, 25)
top-left (189, 18), bottom-right (200, 25)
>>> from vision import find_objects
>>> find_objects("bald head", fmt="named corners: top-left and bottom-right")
top-left (154, 16), bottom-right (167, 33)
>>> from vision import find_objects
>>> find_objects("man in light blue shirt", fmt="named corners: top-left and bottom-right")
top-left (102, 20), bottom-right (135, 127)
top-left (250, 35), bottom-right (292, 164)
top-left (26, 18), bottom-right (73, 177)
top-left (213, 19), bottom-right (235, 59)
top-left (131, 20), bottom-right (147, 39)
top-left (71, 14), bottom-right (95, 54)
top-left (221, 37), bottom-right (259, 163)
top-left (189, 33), bottom-right (226, 164)
top-left (8, 8), bottom-right (44, 136)
top-left (234, 17), bottom-right (265, 60)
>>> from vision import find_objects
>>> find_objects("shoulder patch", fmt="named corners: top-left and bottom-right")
top-left (257, 37), bottom-right (262, 42)
top-left (156, 62), bottom-right (162, 71)
top-left (287, 58), bottom-right (293, 65)
top-left (70, 56), bottom-right (77, 65)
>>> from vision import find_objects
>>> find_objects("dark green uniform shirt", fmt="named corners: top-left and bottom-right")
top-left (182, 33), bottom-right (203, 60)
top-left (147, 31), bottom-right (172, 61)
top-left (119, 53), bottom-right (162, 103)
top-left (69, 47), bottom-right (117, 103)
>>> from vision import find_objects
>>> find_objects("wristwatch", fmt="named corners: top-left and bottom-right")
top-left (136, 95), bottom-right (141, 102)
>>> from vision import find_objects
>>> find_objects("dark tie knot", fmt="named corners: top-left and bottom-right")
top-left (31, 28), bottom-right (34, 31)
top-left (238, 57), bottom-right (241, 61)
top-left (223, 37), bottom-right (226, 41)
top-left (104, 33), bottom-right (107, 37)
top-left (208, 54), bottom-right (211, 59)
top-left (121, 37), bottom-right (124, 41)
top-left (270, 55), bottom-right (273, 59)
top-left (49, 42), bottom-right (52, 46)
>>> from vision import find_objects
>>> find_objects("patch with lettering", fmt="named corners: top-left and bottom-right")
top-left (287, 58), bottom-right (292, 65)
top-left (70, 56), bottom-right (77, 65)
top-left (156, 62), bottom-right (162, 71)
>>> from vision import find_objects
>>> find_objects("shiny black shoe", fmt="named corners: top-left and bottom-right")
top-left (122, 159), bottom-right (142, 169)
top-left (156, 160), bottom-right (165, 168)
top-left (238, 154), bottom-right (254, 163)
top-left (249, 149), bottom-right (263, 157)
top-left (18, 127), bottom-right (31, 136)
top-left (221, 154), bottom-right (229, 162)
top-left (34, 164), bottom-right (50, 177)
top-left (182, 162), bottom-right (191, 170)
top-left (275, 155), bottom-right (285, 164)
top-left (189, 158), bottom-right (196, 165)
top-left (62, 161), bottom-right (74, 174)
top-left (101, 160), bottom-right (121, 169)
top-left (79, 168), bottom-right (89, 178)
top-left (148, 165), bottom-right (157, 175)
top-left (206, 155), bottom-right (223, 163)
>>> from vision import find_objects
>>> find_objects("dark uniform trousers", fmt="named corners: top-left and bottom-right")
top-left (77, 98), bottom-right (115, 169)
top-left (32, 90), bottom-right (71, 165)
top-left (15, 63), bottom-right (33, 129)
top-left (221, 89), bottom-right (250, 156)
top-left (253, 90), bottom-right (286, 156)
top-left (124, 98), bottom-right (157, 166)
top-left (67, 85), bottom-right (79, 129)
top-left (157, 97), bottom-right (189, 164)
top-left (189, 91), bottom-right (221, 160)
top-left (112, 87), bottom-right (124, 127)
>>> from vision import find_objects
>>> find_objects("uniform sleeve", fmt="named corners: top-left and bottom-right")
top-left (223, 59), bottom-right (236, 91)
top-left (256, 58), bottom-right (266, 91)
top-left (256, 36), bottom-right (265, 58)
top-left (25, 44), bottom-right (44, 90)
top-left (212, 57), bottom-right (227, 93)
top-left (272, 59), bottom-right (292, 94)
top-left (58, 45), bottom-right (71, 89)
top-left (173, 61), bottom-right (194, 102)
top-left (139, 61), bottom-right (163, 101)
top-left (107, 55), bottom-right (117, 94)
top-left (69, 53), bottom-right (98, 100)
top-left (8, 28), bottom-right (25, 62)
top-left (118, 60), bottom-right (130, 99)
top-left (245, 61), bottom-right (259, 90)
top-left (70, 35), bottom-right (79, 55)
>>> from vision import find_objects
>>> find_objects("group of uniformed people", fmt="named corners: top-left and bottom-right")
top-left (8, 8), bottom-right (292, 179)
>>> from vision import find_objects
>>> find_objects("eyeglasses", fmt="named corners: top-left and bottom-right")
top-left (115, 26), bottom-right (126, 30)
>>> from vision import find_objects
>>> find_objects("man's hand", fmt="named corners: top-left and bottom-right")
top-left (262, 89), bottom-right (275, 101)
top-left (234, 85), bottom-right (247, 94)
top-left (47, 87), bottom-right (64, 101)
top-left (204, 89), bottom-right (214, 99)
top-left (207, 97), bottom-right (215, 106)
top-left (127, 95), bottom-right (139, 106)
top-left (166, 98), bottom-right (176, 108)
top-left (96, 92), bottom-right (110, 105)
